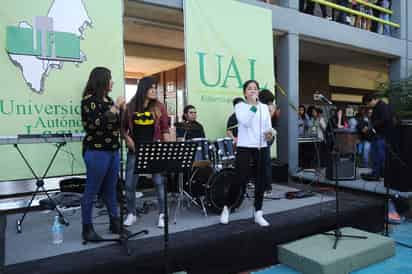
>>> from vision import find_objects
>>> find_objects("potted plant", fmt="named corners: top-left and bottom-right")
top-left (378, 76), bottom-right (412, 120)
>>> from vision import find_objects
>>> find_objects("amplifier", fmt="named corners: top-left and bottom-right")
top-left (385, 120), bottom-right (412, 191)
top-left (326, 153), bottom-right (356, 180)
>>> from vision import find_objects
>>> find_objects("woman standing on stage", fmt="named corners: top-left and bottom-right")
top-left (122, 77), bottom-right (170, 228)
top-left (220, 80), bottom-right (273, 227)
top-left (81, 67), bottom-right (126, 242)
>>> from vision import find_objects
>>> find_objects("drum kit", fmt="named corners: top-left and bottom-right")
top-left (174, 137), bottom-right (244, 220)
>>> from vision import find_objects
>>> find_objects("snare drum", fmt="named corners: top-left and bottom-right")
top-left (215, 137), bottom-right (235, 162)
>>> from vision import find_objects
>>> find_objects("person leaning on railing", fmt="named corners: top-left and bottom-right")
top-left (378, 0), bottom-right (391, 35)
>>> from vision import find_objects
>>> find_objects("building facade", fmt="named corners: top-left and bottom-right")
top-left (123, 0), bottom-right (412, 173)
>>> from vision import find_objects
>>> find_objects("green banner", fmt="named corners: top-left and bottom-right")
top-left (0, 0), bottom-right (125, 181)
top-left (184, 0), bottom-right (275, 140)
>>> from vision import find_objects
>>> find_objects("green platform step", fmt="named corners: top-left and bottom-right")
top-left (278, 227), bottom-right (395, 274)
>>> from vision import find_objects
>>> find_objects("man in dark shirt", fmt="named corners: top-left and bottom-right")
top-left (361, 94), bottom-right (395, 181)
top-left (226, 97), bottom-right (245, 142)
top-left (176, 105), bottom-right (205, 140)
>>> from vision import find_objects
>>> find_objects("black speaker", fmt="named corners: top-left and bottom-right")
top-left (385, 120), bottom-right (412, 192)
top-left (326, 153), bottom-right (356, 180)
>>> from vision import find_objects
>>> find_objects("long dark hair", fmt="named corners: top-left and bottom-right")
top-left (82, 67), bottom-right (111, 99)
top-left (128, 76), bottom-right (161, 118)
top-left (299, 105), bottom-right (306, 119)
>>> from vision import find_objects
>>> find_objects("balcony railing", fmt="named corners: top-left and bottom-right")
top-left (260, 0), bottom-right (400, 35)
top-left (310, 0), bottom-right (399, 28)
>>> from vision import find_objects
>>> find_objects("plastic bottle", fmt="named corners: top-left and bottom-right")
top-left (52, 215), bottom-right (63, 244)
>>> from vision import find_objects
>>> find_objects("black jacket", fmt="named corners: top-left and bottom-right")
top-left (371, 100), bottom-right (395, 140)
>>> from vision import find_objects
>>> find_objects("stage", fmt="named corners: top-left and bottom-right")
top-left (1, 182), bottom-right (385, 274)
top-left (292, 168), bottom-right (412, 198)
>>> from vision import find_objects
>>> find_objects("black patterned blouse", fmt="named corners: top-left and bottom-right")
top-left (81, 94), bottom-right (120, 151)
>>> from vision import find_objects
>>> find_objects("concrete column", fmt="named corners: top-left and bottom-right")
top-left (391, 0), bottom-right (406, 39)
top-left (407, 0), bottom-right (412, 73)
top-left (408, 0), bottom-right (412, 41)
top-left (276, 33), bottom-right (299, 174)
top-left (389, 57), bottom-right (408, 81)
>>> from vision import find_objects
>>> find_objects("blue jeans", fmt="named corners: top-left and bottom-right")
top-left (125, 152), bottom-right (165, 214)
top-left (337, 0), bottom-right (348, 24)
top-left (378, 14), bottom-right (391, 35)
top-left (81, 150), bottom-right (119, 225)
top-left (378, 0), bottom-right (391, 35)
top-left (370, 138), bottom-right (386, 177)
top-left (357, 141), bottom-right (371, 167)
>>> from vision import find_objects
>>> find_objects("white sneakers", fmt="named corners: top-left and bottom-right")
top-left (158, 213), bottom-right (165, 228)
top-left (124, 213), bottom-right (166, 228)
top-left (254, 210), bottom-right (269, 227)
top-left (220, 206), bottom-right (270, 227)
top-left (220, 206), bottom-right (229, 224)
top-left (123, 213), bottom-right (137, 226)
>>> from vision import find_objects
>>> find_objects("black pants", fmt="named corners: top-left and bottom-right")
top-left (305, 1), bottom-right (327, 17)
top-left (300, 0), bottom-right (306, 12)
top-left (226, 147), bottom-right (270, 211)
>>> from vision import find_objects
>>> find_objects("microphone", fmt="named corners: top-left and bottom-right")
top-left (313, 93), bottom-right (333, 105)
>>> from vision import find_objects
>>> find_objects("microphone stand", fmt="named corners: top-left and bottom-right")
top-left (318, 101), bottom-right (367, 249)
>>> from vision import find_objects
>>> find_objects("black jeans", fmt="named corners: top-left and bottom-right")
top-left (305, 1), bottom-right (327, 17)
top-left (300, 0), bottom-right (306, 12)
top-left (226, 147), bottom-right (270, 211)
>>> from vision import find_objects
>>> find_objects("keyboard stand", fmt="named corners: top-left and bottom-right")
top-left (14, 141), bottom-right (69, 233)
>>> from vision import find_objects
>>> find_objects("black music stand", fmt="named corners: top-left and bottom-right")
top-left (134, 141), bottom-right (197, 274)
top-left (14, 135), bottom-right (69, 233)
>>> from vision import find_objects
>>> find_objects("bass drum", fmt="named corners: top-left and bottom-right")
top-left (205, 168), bottom-right (245, 214)
top-left (187, 166), bottom-right (214, 198)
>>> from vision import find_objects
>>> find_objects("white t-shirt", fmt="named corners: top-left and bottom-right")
top-left (235, 102), bottom-right (272, 148)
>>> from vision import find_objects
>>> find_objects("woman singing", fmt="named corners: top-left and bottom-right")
top-left (81, 67), bottom-right (126, 242)
top-left (122, 77), bottom-right (170, 228)
top-left (220, 80), bottom-right (273, 227)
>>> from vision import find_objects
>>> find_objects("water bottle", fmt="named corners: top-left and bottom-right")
top-left (52, 215), bottom-right (63, 244)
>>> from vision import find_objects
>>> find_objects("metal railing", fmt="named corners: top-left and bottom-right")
top-left (309, 0), bottom-right (400, 28)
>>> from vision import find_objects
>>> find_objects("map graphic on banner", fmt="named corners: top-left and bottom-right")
top-left (184, 0), bottom-right (275, 140)
top-left (0, 0), bottom-right (125, 181)
top-left (6, 0), bottom-right (91, 93)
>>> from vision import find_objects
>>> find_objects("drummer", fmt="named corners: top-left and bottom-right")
top-left (226, 97), bottom-right (245, 144)
top-left (176, 105), bottom-right (206, 140)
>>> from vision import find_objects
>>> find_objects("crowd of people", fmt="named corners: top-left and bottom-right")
top-left (300, 0), bottom-right (392, 35)
top-left (298, 96), bottom-right (395, 182)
